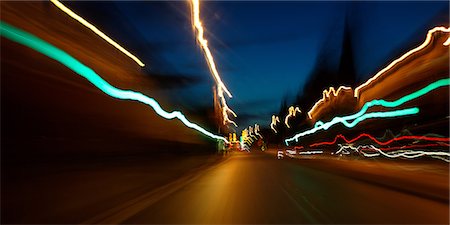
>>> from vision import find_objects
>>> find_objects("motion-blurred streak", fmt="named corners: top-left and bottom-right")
top-left (0, 21), bottom-right (227, 143)
top-left (307, 86), bottom-right (351, 119)
top-left (298, 150), bottom-right (323, 155)
top-left (218, 85), bottom-right (237, 127)
top-left (338, 145), bottom-right (450, 162)
top-left (248, 126), bottom-right (256, 139)
top-left (287, 108), bottom-right (419, 144)
top-left (285, 78), bottom-right (450, 144)
top-left (377, 143), bottom-right (450, 151)
top-left (354, 26), bottom-right (450, 98)
top-left (284, 106), bottom-right (301, 128)
top-left (190, 0), bottom-right (237, 127)
top-left (254, 124), bottom-right (262, 138)
top-left (310, 133), bottom-right (450, 147)
top-left (50, 0), bottom-right (145, 67)
top-left (271, 115), bottom-right (280, 133)
top-left (306, 26), bottom-right (449, 121)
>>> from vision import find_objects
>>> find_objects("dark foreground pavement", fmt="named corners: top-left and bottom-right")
top-left (82, 150), bottom-right (448, 224)
top-left (3, 148), bottom-right (449, 224)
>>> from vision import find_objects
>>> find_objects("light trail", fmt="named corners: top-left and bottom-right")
top-left (254, 124), bottom-right (263, 138)
top-left (431, 156), bottom-right (450, 163)
top-left (284, 106), bottom-right (301, 128)
top-left (298, 150), bottom-right (323, 155)
top-left (190, 0), bottom-right (237, 126)
top-left (364, 147), bottom-right (450, 160)
top-left (286, 149), bottom-right (296, 158)
top-left (285, 78), bottom-right (450, 145)
top-left (50, 0), bottom-right (145, 67)
top-left (307, 86), bottom-right (352, 119)
top-left (444, 37), bottom-right (450, 46)
top-left (286, 108), bottom-right (419, 145)
top-left (306, 27), bottom-right (449, 120)
top-left (337, 145), bottom-right (450, 162)
top-left (0, 21), bottom-right (227, 143)
top-left (217, 86), bottom-right (237, 127)
top-left (248, 126), bottom-right (257, 139)
top-left (354, 26), bottom-right (450, 98)
top-left (375, 143), bottom-right (450, 151)
top-left (271, 115), bottom-right (280, 133)
top-left (310, 133), bottom-right (450, 147)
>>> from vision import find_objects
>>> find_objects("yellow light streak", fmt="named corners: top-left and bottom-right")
top-left (284, 106), bottom-right (301, 128)
top-left (444, 37), bottom-right (450, 46)
top-left (271, 115), bottom-right (280, 133)
top-left (354, 26), bottom-right (450, 98)
top-left (190, 0), bottom-right (237, 126)
top-left (248, 126), bottom-right (257, 139)
top-left (218, 86), bottom-right (237, 127)
top-left (50, 0), bottom-right (145, 67)
top-left (254, 124), bottom-right (263, 138)
top-left (307, 86), bottom-right (352, 119)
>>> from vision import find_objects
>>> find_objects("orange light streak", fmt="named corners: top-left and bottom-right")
top-left (307, 86), bottom-right (352, 119)
top-left (190, 0), bottom-right (237, 126)
top-left (354, 26), bottom-right (450, 98)
top-left (271, 115), bottom-right (280, 133)
top-left (444, 37), bottom-right (450, 46)
top-left (285, 106), bottom-right (301, 128)
top-left (306, 26), bottom-right (450, 120)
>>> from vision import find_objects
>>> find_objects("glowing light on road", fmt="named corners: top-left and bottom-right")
top-left (310, 133), bottom-right (450, 147)
top-left (271, 115), bottom-right (280, 133)
top-left (50, 0), bottom-right (145, 67)
top-left (354, 26), bottom-right (450, 97)
top-left (338, 145), bottom-right (450, 162)
top-left (285, 78), bottom-right (450, 145)
top-left (298, 150), bottom-right (323, 155)
top-left (285, 106), bottom-right (301, 128)
top-left (377, 143), bottom-right (450, 151)
top-left (0, 21), bottom-right (227, 143)
top-left (307, 86), bottom-right (351, 119)
top-left (190, 0), bottom-right (236, 126)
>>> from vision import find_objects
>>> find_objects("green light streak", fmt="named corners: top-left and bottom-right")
top-left (285, 78), bottom-right (450, 145)
top-left (0, 21), bottom-right (227, 142)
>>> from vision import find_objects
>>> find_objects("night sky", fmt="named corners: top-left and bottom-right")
top-left (66, 1), bottom-right (448, 128)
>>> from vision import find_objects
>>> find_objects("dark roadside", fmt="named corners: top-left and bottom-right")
top-left (264, 148), bottom-right (449, 203)
top-left (2, 138), bottom-right (226, 224)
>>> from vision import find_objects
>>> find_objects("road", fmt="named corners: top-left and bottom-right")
top-left (80, 151), bottom-right (449, 224)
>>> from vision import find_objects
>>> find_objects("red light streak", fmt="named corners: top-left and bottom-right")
top-left (310, 133), bottom-right (450, 147)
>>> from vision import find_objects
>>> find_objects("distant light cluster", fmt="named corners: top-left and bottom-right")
top-left (285, 78), bottom-right (450, 145)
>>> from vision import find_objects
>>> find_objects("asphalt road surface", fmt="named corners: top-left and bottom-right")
top-left (81, 151), bottom-right (449, 224)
